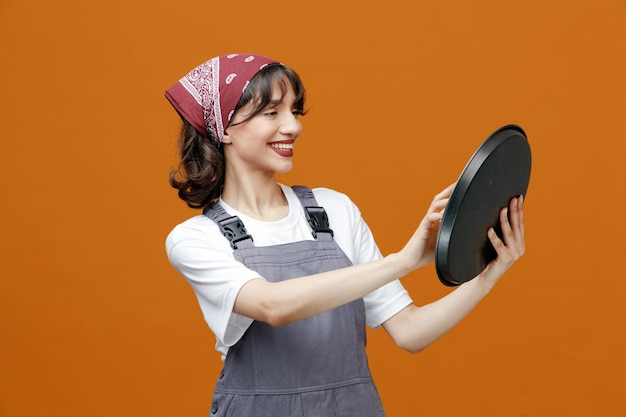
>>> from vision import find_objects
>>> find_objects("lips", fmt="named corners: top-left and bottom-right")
top-left (269, 141), bottom-right (294, 157)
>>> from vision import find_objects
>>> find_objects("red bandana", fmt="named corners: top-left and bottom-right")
top-left (165, 54), bottom-right (279, 142)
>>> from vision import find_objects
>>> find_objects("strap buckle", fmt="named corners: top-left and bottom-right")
top-left (217, 216), bottom-right (253, 249)
top-left (304, 206), bottom-right (334, 239)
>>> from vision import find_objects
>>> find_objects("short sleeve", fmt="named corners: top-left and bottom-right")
top-left (165, 216), bottom-right (263, 349)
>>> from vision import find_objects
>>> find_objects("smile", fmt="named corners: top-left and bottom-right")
top-left (269, 142), bottom-right (294, 150)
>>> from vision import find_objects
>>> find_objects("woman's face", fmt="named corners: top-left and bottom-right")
top-left (222, 81), bottom-right (303, 176)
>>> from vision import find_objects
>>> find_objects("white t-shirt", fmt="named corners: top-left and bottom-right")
top-left (166, 184), bottom-right (413, 359)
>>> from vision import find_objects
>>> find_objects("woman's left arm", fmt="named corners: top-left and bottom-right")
top-left (383, 196), bottom-right (525, 354)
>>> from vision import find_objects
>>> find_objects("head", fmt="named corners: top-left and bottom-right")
top-left (166, 54), bottom-right (306, 208)
top-left (229, 63), bottom-right (306, 130)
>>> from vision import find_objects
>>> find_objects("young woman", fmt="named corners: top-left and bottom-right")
top-left (164, 53), bottom-right (525, 416)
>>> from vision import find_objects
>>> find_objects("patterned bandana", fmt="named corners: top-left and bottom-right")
top-left (165, 53), bottom-right (279, 142)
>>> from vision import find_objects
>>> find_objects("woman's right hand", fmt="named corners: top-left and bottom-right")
top-left (398, 183), bottom-right (455, 271)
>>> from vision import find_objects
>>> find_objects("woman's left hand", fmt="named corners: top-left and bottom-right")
top-left (478, 195), bottom-right (526, 289)
top-left (383, 194), bottom-right (526, 354)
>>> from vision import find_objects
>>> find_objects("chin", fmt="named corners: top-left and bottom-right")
top-left (275, 163), bottom-right (294, 174)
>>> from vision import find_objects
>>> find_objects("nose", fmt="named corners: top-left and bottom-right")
top-left (279, 112), bottom-right (302, 137)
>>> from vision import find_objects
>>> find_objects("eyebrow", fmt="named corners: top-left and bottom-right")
top-left (263, 98), bottom-right (284, 109)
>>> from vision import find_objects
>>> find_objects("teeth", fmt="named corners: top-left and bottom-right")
top-left (270, 143), bottom-right (293, 150)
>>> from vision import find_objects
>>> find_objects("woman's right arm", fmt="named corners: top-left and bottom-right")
top-left (233, 184), bottom-right (455, 327)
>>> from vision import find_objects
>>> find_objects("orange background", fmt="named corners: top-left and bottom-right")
top-left (1, 0), bottom-right (625, 415)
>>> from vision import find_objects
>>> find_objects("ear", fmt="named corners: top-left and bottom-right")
top-left (221, 131), bottom-right (232, 144)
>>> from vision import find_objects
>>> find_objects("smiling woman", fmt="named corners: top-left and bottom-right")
top-left (163, 53), bottom-right (526, 416)
top-left (166, 55), bottom-right (305, 209)
top-left (222, 76), bottom-right (302, 176)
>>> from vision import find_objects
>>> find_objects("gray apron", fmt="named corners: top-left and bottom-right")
top-left (203, 186), bottom-right (386, 417)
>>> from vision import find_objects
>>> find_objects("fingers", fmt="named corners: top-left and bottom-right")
top-left (435, 182), bottom-right (456, 200)
top-left (487, 227), bottom-right (512, 263)
top-left (425, 209), bottom-right (445, 225)
top-left (505, 196), bottom-right (525, 256)
top-left (416, 184), bottom-right (454, 239)
top-left (430, 196), bottom-right (449, 213)
top-left (479, 196), bottom-right (526, 285)
top-left (499, 205), bottom-right (514, 248)
top-left (491, 196), bottom-right (526, 261)
top-left (515, 195), bottom-right (525, 243)
top-left (417, 182), bottom-right (456, 235)
top-left (429, 182), bottom-right (456, 218)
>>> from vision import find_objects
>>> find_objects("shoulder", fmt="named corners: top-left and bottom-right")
top-left (304, 186), bottom-right (378, 264)
top-left (310, 187), bottom-right (361, 216)
top-left (166, 214), bottom-right (219, 245)
top-left (281, 185), bottom-right (361, 225)
top-left (165, 214), bottom-right (231, 265)
top-left (310, 187), bottom-right (363, 232)
top-left (310, 186), bottom-right (352, 203)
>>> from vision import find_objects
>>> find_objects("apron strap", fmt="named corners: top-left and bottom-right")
top-left (203, 202), bottom-right (254, 250)
top-left (292, 186), bottom-right (335, 241)
top-left (203, 186), bottom-right (335, 248)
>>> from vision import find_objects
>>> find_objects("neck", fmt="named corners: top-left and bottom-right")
top-left (221, 173), bottom-right (288, 221)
